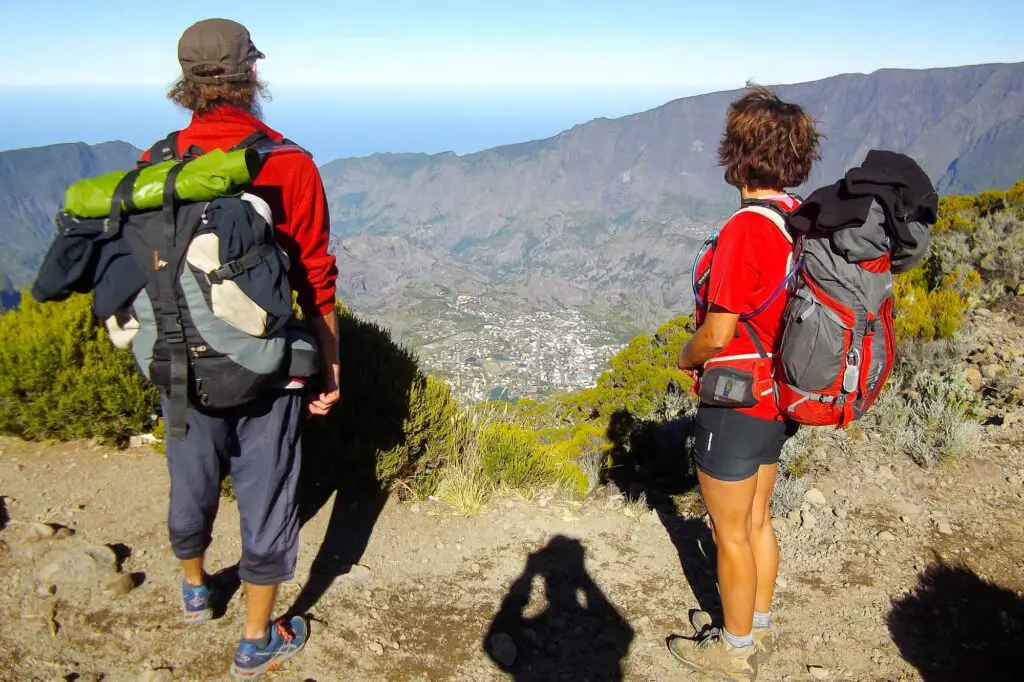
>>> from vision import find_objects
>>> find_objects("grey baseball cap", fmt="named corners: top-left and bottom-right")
top-left (178, 18), bottom-right (265, 84)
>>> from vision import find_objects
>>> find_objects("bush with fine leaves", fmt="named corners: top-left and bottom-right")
top-left (0, 294), bottom-right (158, 444)
top-left (893, 179), bottom-right (1024, 343)
top-left (862, 345), bottom-right (982, 468)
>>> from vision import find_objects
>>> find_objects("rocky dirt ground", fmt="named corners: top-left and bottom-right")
top-left (1, 310), bottom-right (1023, 682)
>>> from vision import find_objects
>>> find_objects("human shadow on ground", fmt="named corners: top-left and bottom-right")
top-left (484, 535), bottom-right (635, 682)
top-left (283, 310), bottom-right (420, 620)
top-left (887, 559), bottom-right (1024, 682)
top-left (0, 495), bottom-right (8, 530)
top-left (602, 409), bottom-right (722, 625)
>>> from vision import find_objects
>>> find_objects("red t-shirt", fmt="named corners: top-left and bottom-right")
top-left (139, 107), bottom-right (338, 318)
top-left (695, 195), bottom-right (799, 420)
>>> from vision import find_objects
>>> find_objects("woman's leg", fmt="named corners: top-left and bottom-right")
top-left (697, 469), bottom-right (758, 637)
top-left (750, 463), bottom-right (779, 614)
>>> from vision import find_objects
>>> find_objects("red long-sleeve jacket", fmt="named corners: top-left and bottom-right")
top-left (139, 107), bottom-right (338, 318)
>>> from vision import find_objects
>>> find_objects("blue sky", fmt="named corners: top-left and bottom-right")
top-left (2, 0), bottom-right (1023, 88)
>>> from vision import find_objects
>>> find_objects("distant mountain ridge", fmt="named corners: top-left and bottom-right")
top-left (0, 140), bottom-right (141, 288)
top-left (318, 62), bottom-right (1024, 326)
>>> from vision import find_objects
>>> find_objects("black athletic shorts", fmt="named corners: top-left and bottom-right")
top-left (693, 405), bottom-right (799, 482)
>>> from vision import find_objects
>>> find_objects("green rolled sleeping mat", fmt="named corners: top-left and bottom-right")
top-left (62, 147), bottom-right (260, 219)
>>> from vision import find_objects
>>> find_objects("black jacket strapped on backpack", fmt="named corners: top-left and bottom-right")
top-left (31, 214), bottom-right (148, 319)
top-left (789, 150), bottom-right (938, 262)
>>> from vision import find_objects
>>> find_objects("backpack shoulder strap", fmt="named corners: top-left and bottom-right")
top-left (140, 131), bottom-right (207, 167)
top-left (139, 131), bottom-right (181, 167)
top-left (694, 198), bottom-right (799, 315)
top-left (231, 131), bottom-right (272, 151)
top-left (734, 201), bottom-right (794, 245)
top-left (233, 130), bottom-right (314, 159)
top-left (733, 199), bottom-right (804, 322)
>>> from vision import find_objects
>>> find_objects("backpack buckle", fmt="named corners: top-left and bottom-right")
top-left (161, 314), bottom-right (185, 344)
top-left (205, 259), bottom-right (245, 286)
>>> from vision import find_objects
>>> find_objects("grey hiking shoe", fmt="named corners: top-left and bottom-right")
top-left (690, 609), bottom-right (714, 635)
top-left (668, 626), bottom-right (759, 681)
top-left (752, 625), bottom-right (775, 662)
top-left (690, 610), bottom-right (774, 664)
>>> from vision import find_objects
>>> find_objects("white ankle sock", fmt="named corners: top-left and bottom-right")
top-left (753, 611), bottom-right (772, 629)
top-left (723, 628), bottom-right (755, 648)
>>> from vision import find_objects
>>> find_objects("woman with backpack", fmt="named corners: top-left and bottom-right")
top-left (668, 87), bottom-right (822, 681)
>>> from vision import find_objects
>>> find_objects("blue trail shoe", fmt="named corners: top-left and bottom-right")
top-left (181, 577), bottom-right (213, 625)
top-left (229, 616), bottom-right (309, 680)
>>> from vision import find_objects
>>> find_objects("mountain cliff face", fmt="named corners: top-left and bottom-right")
top-left (0, 141), bottom-right (141, 288)
top-left (319, 62), bottom-right (1024, 324)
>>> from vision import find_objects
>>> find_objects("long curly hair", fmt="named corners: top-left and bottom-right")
top-left (167, 75), bottom-right (271, 117)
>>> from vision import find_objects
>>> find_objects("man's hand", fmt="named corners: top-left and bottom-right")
top-left (307, 310), bottom-right (341, 417)
top-left (308, 363), bottom-right (340, 416)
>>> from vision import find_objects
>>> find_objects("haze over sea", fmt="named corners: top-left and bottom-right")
top-left (0, 85), bottom-right (706, 162)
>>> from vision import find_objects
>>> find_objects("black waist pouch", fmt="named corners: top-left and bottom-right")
top-left (699, 366), bottom-right (758, 408)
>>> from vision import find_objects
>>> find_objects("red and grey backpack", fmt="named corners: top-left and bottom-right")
top-left (774, 201), bottom-right (898, 427)
top-left (693, 197), bottom-right (905, 427)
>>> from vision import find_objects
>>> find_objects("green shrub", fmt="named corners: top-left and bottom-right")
top-left (534, 422), bottom-right (609, 497)
top-left (0, 294), bottom-right (158, 444)
top-left (864, 356), bottom-right (981, 468)
top-left (477, 421), bottom-right (547, 491)
top-left (894, 272), bottom-right (967, 343)
top-left (151, 417), bottom-right (166, 454)
top-left (786, 453), bottom-right (809, 479)
top-left (436, 416), bottom-right (608, 504)
top-left (380, 374), bottom-right (465, 495)
top-left (302, 304), bottom-right (462, 497)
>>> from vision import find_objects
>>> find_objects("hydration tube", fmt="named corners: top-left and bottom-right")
top-left (691, 234), bottom-right (717, 313)
top-left (691, 237), bottom-right (803, 321)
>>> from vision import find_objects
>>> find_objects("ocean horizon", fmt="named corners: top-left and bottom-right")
top-left (0, 84), bottom-right (719, 164)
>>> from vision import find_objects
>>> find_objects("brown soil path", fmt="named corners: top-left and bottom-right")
top-left (1, 410), bottom-right (1022, 682)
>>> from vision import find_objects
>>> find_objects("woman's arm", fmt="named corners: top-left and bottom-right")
top-left (678, 308), bottom-right (740, 371)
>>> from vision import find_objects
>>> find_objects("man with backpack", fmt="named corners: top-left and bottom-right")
top-left (149, 18), bottom-right (339, 679)
top-left (29, 17), bottom-right (337, 677)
